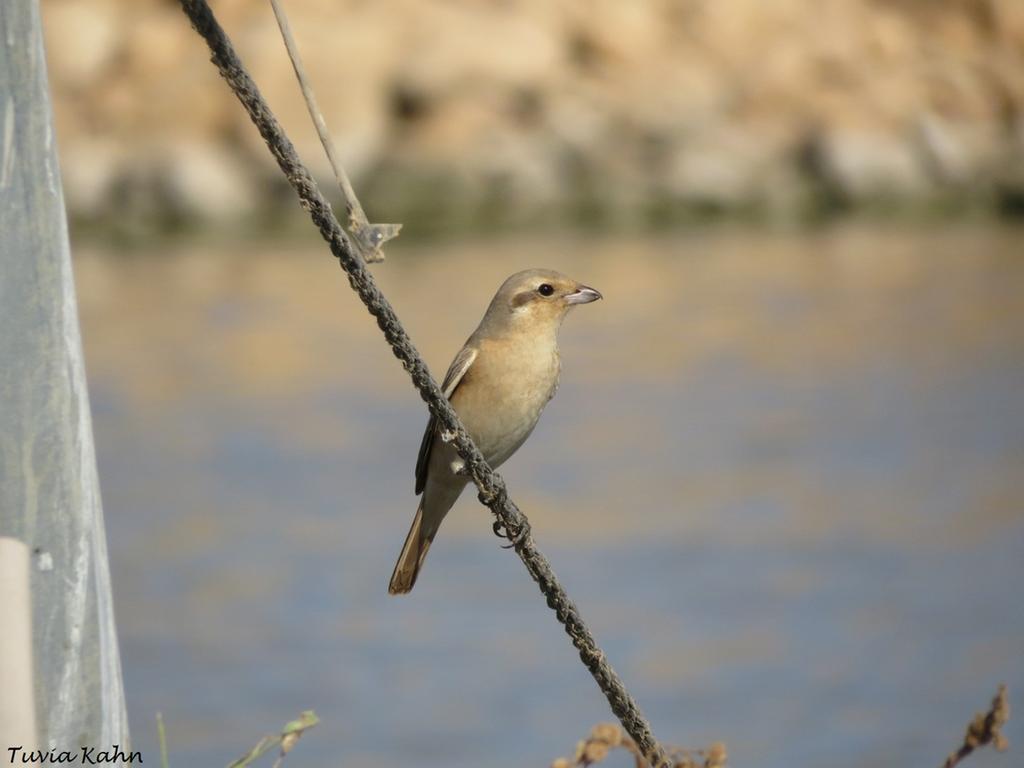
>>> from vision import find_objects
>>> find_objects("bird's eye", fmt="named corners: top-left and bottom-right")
top-left (537, 283), bottom-right (554, 297)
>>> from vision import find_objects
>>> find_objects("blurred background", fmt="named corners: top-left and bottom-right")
top-left (41, 0), bottom-right (1023, 766)
top-left (45, 0), bottom-right (1024, 232)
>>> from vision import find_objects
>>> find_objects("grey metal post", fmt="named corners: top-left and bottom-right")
top-left (0, 0), bottom-right (130, 756)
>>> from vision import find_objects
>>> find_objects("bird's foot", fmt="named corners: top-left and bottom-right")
top-left (493, 517), bottom-right (531, 549)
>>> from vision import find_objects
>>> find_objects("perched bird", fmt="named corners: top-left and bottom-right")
top-left (389, 269), bottom-right (602, 594)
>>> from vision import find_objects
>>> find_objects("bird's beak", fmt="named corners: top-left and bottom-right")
top-left (564, 285), bottom-right (603, 305)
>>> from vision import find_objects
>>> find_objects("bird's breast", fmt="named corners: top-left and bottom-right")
top-left (451, 335), bottom-right (560, 468)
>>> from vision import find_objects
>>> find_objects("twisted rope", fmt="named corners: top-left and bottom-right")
top-left (176, 2), bottom-right (668, 764)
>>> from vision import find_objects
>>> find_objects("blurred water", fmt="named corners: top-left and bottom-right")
top-left (75, 224), bottom-right (1024, 768)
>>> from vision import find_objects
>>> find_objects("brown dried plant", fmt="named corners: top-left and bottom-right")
top-left (551, 723), bottom-right (727, 768)
top-left (943, 685), bottom-right (1010, 768)
top-left (554, 684), bottom-right (1012, 768)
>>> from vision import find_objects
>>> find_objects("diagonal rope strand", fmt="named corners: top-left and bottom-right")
top-left (176, 2), bottom-right (668, 764)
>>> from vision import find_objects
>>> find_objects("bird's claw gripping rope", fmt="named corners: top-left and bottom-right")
top-left (493, 517), bottom-right (532, 549)
top-left (477, 482), bottom-right (528, 548)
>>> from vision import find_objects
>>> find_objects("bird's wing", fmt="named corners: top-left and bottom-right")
top-left (415, 345), bottom-right (478, 494)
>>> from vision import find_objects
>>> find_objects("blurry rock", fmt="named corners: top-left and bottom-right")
top-left (392, 1), bottom-right (562, 95)
top-left (918, 113), bottom-right (972, 184)
top-left (59, 139), bottom-right (124, 220)
top-left (989, 0), bottom-right (1024, 41)
top-left (122, 7), bottom-right (193, 81)
top-left (666, 127), bottom-right (788, 207)
top-left (562, 0), bottom-right (662, 70)
top-left (915, 114), bottom-right (1009, 188)
top-left (38, 0), bottom-right (1024, 224)
top-left (161, 142), bottom-right (256, 221)
top-left (42, 0), bottom-right (121, 89)
top-left (803, 130), bottom-right (928, 201)
top-left (993, 114), bottom-right (1024, 214)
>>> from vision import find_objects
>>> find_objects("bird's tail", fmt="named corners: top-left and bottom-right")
top-left (388, 503), bottom-right (433, 595)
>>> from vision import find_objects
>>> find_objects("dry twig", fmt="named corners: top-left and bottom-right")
top-left (267, 0), bottom-right (399, 262)
top-left (156, 712), bottom-right (169, 768)
top-left (551, 723), bottom-right (727, 768)
top-left (226, 710), bottom-right (319, 768)
top-left (943, 685), bottom-right (1010, 768)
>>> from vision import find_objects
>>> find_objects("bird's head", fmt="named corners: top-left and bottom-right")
top-left (483, 268), bottom-right (602, 335)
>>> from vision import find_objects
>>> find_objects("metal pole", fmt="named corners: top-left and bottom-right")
top-left (0, 0), bottom-right (130, 756)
